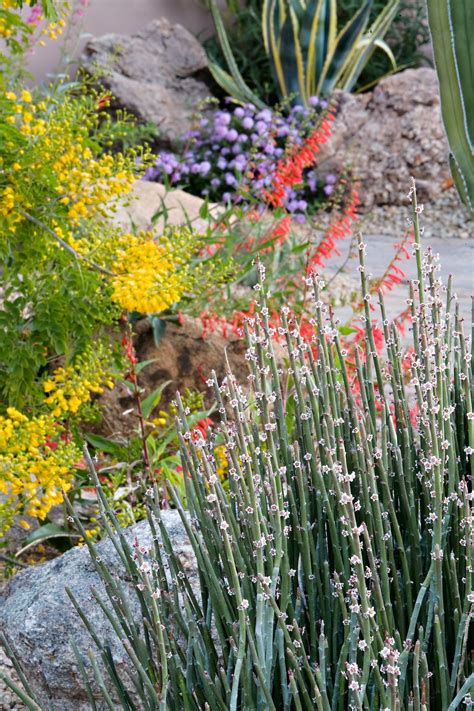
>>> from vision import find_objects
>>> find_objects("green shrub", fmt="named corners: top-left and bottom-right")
top-left (12, 186), bottom-right (467, 709)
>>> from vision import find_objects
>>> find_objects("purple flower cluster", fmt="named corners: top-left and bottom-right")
top-left (144, 99), bottom-right (338, 222)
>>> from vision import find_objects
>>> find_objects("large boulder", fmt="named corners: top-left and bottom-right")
top-left (113, 180), bottom-right (220, 234)
top-left (319, 68), bottom-right (451, 209)
top-left (81, 18), bottom-right (213, 145)
top-left (0, 513), bottom-right (194, 710)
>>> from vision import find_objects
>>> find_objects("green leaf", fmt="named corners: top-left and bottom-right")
top-left (278, 7), bottom-right (306, 103)
top-left (199, 197), bottom-right (210, 220)
top-left (16, 523), bottom-right (80, 557)
top-left (135, 357), bottom-right (160, 374)
top-left (340, 0), bottom-right (400, 91)
top-left (300, 0), bottom-right (326, 97)
top-left (338, 325), bottom-right (357, 336)
top-left (84, 433), bottom-right (126, 458)
top-left (318, 0), bottom-right (372, 95)
top-left (208, 61), bottom-right (263, 106)
top-left (141, 380), bottom-right (172, 419)
top-left (151, 315), bottom-right (167, 346)
top-left (207, 0), bottom-right (266, 107)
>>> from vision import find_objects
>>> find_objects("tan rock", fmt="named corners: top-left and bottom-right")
top-left (81, 18), bottom-right (213, 145)
top-left (113, 180), bottom-right (221, 234)
top-left (318, 68), bottom-right (451, 210)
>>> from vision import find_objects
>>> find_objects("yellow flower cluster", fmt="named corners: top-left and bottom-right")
top-left (0, 407), bottom-right (80, 534)
top-left (43, 348), bottom-right (115, 418)
top-left (110, 225), bottom-right (229, 316)
top-left (215, 444), bottom-right (229, 482)
top-left (112, 234), bottom-right (188, 314)
top-left (0, 1), bottom-right (65, 44)
top-left (0, 89), bottom-right (135, 254)
top-left (0, 0), bottom-right (23, 40)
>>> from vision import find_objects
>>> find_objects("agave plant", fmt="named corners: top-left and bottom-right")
top-left (3, 185), bottom-right (473, 709)
top-left (207, 0), bottom-right (400, 106)
top-left (426, 0), bottom-right (474, 215)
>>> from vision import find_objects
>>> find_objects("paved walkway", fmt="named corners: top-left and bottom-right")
top-left (326, 233), bottom-right (473, 329)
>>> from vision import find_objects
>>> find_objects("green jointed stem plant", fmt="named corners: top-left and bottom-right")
top-left (4, 185), bottom-right (473, 708)
top-left (426, 0), bottom-right (474, 214)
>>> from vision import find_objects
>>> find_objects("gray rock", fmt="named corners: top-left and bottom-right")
top-left (81, 18), bottom-right (213, 145)
top-left (0, 512), bottom-right (194, 710)
top-left (318, 68), bottom-right (451, 210)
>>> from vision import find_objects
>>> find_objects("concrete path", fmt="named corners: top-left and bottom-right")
top-left (326, 233), bottom-right (473, 328)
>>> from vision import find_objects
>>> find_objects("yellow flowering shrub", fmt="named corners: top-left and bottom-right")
top-left (0, 2), bottom-right (65, 70)
top-left (0, 407), bottom-right (80, 534)
top-left (112, 237), bottom-right (185, 314)
top-left (43, 346), bottom-right (115, 417)
top-left (111, 226), bottom-right (231, 315)
top-left (0, 81), bottom-right (140, 406)
top-left (0, 1), bottom-right (235, 549)
top-left (0, 345), bottom-right (117, 535)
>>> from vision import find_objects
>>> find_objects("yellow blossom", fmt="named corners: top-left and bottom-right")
top-left (0, 409), bottom-right (80, 534)
top-left (42, 345), bottom-right (115, 417)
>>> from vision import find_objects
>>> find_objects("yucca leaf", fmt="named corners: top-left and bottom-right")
top-left (277, 12), bottom-right (297, 98)
top-left (207, 0), bottom-right (266, 108)
top-left (300, 0), bottom-right (325, 100)
top-left (289, 5), bottom-right (307, 103)
top-left (262, 0), bottom-right (272, 52)
top-left (338, 0), bottom-right (400, 91)
top-left (327, 0), bottom-right (337, 52)
top-left (207, 61), bottom-right (264, 107)
top-left (264, 0), bottom-right (289, 100)
top-left (317, 0), bottom-right (372, 95)
top-left (340, 36), bottom-right (397, 92)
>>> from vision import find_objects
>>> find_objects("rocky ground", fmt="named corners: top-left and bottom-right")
top-left (363, 191), bottom-right (472, 241)
top-left (0, 646), bottom-right (23, 711)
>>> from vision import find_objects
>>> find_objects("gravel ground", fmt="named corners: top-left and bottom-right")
top-left (0, 636), bottom-right (26, 710)
top-left (359, 191), bottom-right (472, 240)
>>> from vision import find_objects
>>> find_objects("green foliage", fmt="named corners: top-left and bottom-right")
top-left (107, 112), bottom-right (160, 153)
top-left (426, 0), bottom-right (474, 214)
top-left (0, 0), bottom-right (61, 76)
top-left (204, 1), bottom-right (278, 105)
top-left (263, 0), bottom-right (400, 103)
top-left (337, 0), bottom-right (430, 90)
top-left (0, 85), bottom-right (139, 408)
top-left (80, 380), bottom-right (214, 540)
top-left (205, 0), bottom-right (431, 104)
top-left (206, 0), bottom-right (402, 106)
top-left (26, 190), bottom-right (471, 709)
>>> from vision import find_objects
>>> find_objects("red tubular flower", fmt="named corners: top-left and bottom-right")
top-left (263, 114), bottom-right (335, 208)
top-left (307, 188), bottom-right (359, 273)
top-left (96, 94), bottom-right (112, 110)
top-left (193, 416), bottom-right (213, 441)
